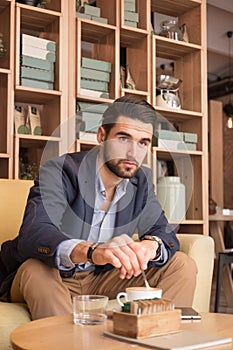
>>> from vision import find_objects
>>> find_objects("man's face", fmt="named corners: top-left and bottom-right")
top-left (99, 116), bottom-right (153, 178)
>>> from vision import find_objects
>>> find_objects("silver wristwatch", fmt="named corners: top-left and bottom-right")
top-left (142, 235), bottom-right (162, 258)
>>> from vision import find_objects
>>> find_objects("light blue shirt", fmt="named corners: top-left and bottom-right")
top-left (56, 161), bottom-right (167, 271)
top-left (56, 164), bottom-right (128, 270)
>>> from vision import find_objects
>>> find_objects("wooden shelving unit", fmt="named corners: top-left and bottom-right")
top-left (12, 0), bottom-right (68, 179)
top-left (0, 0), bottom-right (208, 235)
top-left (73, 0), bottom-right (208, 235)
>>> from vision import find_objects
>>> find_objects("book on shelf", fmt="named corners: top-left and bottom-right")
top-left (80, 78), bottom-right (108, 92)
top-left (77, 101), bottom-right (108, 114)
top-left (78, 131), bottom-right (97, 142)
top-left (21, 55), bottom-right (54, 72)
top-left (21, 45), bottom-right (56, 62)
top-left (22, 34), bottom-right (56, 52)
top-left (81, 57), bottom-right (112, 73)
top-left (21, 66), bottom-right (54, 83)
top-left (79, 88), bottom-right (109, 99)
top-left (81, 67), bottom-right (110, 82)
top-left (21, 78), bottom-right (54, 90)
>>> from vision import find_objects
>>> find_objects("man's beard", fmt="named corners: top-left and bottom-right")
top-left (105, 159), bottom-right (139, 178)
top-left (103, 143), bottom-right (139, 178)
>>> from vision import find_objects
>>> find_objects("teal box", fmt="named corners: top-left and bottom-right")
top-left (82, 57), bottom-right (111, 73)
top-left (76, 12), bottom-right (91, 19)
top-left (83, 4), bottom-right (101, 17)
top-left (21, 78), bottom-right (53, 90)
top-left (80, 78), bottom-right (108, 92)
top-left (124, 1), bottom-right (136, 12)
top-left (157, 129), bottom-right (183, 141)
top-left (124, 20), bottom-right (138, 28)
top-left (177, 142), bottom-right (197, 151)
top-left (21, 55), bottom-right (54, 71)
top-left (21, 66), bottom-right (54, 82)
top-left (91, 16), bottom-right (108, 24)
top-left (78, 101), bottom-right (108, 114)
top-left (183, 132), bottom-right (198, 143)
top-left (81, 67), bottom-right (110, 82)
top-left (124, 10), bottom-right (139, 22)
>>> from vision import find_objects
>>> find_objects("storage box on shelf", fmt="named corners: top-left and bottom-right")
top-left (13, 0), bottom-right (67, 179)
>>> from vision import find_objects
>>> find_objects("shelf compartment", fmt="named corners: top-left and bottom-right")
top-left (120, 30), bottom-right (150, 94)
top-left (153, 148), bottom-right (203, 221)
top-left (155, 114), bottom-right (203, 151)
top-left (15, 4), bottom-right (61, 91)
top-left (77, 18), bottom-right (118, 101)
top-left (14, 135), bottom-right (60, 179)
top-left (153, 37), bottom-right (203, 113)
top-left (120, 0), bottom-right (150, 31)
top-left (0, 0), bottom-right (12, 70)
top-left (151, 0), bottom-right (202, 46)
top-left (14, 94), bottom-right (61, 138)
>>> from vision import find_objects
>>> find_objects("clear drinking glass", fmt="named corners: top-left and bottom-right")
top-left (73, 295), bottom-right (109, 325)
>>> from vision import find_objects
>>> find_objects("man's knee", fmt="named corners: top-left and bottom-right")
top-left (17, 258), bottom-right (60, 290)
top-left (171, 251), bottom-right (198, 278)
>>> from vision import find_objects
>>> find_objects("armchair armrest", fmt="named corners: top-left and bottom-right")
top-left (177, 233), bottom-right (215, 312)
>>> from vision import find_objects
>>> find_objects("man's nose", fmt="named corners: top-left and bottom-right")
top-left (126, 140), bottom-right (137, 158)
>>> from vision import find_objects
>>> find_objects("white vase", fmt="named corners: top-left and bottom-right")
top-left (157, 176), bottom-right (186, 222)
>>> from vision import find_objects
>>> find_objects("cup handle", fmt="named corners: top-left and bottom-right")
top-left (116, 292), bottom-right (128, 307)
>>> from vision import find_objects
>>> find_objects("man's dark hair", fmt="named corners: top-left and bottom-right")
top-left (101, 95), bottom-right (157, 135)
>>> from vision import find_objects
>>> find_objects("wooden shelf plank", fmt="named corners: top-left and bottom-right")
top-left (154, 35), bottom-right (201, 60)
top-left (151, 0), bottom-right (201, 17)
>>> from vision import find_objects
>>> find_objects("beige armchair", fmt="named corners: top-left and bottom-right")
top-left (0, 180), bottom-right (214, 350)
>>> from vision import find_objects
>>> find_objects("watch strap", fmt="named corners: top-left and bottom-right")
top-left (87, 242), bottom-right (100, 264)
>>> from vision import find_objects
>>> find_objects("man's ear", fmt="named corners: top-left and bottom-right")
top-left (97, 126), bottom-right (106, 144)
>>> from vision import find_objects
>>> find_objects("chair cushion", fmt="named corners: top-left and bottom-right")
top-left (0, 302), bottom-right (31, 350)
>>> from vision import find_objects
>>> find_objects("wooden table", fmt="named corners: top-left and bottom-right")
top-left (11, 313), bottom-right (233, 350)
top-left (209, 214), bottom-right (233, 308)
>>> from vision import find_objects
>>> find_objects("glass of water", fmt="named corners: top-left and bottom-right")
top-left (73, 295), bottom-right (109, 325)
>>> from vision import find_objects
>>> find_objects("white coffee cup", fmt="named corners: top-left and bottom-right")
top-left (117, 287), bottom-right (162, 306)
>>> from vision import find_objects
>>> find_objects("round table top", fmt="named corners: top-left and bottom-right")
top-left (10, 312), bottom-right (233, 350)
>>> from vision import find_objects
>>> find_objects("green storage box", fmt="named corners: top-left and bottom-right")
top-left (81, 67), bottom-right (110, 82)
top-left (82, 57), bottom-right (111, 73)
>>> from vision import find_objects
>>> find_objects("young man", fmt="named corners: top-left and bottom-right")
top-left (0, 96), bottom-right (197, 319)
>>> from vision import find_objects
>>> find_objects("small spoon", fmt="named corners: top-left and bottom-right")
top-left (141, 270), bottom-right (152, 289)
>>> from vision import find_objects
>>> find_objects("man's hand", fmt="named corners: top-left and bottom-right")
top-left (92, 234), bottom-right (159, 279)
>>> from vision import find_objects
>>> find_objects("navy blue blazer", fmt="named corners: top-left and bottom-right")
top-left (0, 148), bottom-right (179, 295)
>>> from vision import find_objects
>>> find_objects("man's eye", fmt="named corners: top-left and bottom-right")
top-left (138, 141), bottom-right (148, 148)
top-left (119, 137), bottom-right (128, 143)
